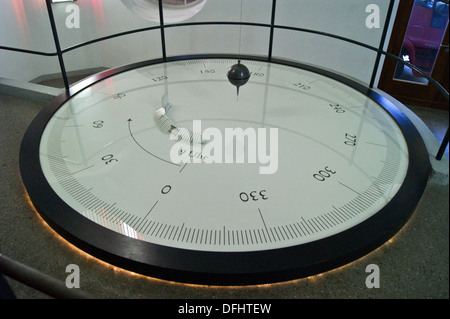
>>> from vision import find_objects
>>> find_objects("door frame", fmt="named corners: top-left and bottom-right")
top-left (378, 0), bottom-right (449, 110)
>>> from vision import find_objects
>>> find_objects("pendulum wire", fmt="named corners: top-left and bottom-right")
top-left (238, 0), bottom-right (243, 55)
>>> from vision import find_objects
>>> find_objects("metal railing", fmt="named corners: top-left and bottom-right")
top-left (0, 253), bottom-right (93, 299)
top-left (2, 0), bottom-right (447, 159)
top-left (1, 0), bottom-right (448, 298)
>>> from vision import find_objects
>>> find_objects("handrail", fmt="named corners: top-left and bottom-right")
top-left (61, 26), bottom-right (162, 54)
top-left (1, 0), bottom-right (448, 298)
top-left (0, 253), bottom-right (93, 299)
top-left (0, 0), bottom-right (448, 158)
top-left (2, 21), bottom-right (449, 103)
top-left (0, 45), bottom-right (57, 57)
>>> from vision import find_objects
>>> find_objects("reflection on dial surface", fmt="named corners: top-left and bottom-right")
top-left (39, 58), bottom-right (409, 252)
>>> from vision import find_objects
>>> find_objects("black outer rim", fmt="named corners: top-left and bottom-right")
top-left (19, 54), bottom-right (431, 286)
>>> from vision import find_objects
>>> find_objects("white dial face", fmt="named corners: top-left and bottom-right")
top-left (38, 58), bottom-right (409, 253)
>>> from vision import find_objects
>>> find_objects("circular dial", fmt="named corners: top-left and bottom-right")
top-left (20, 55), bottom-right (430, 285)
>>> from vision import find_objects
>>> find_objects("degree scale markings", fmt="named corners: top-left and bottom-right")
top-left (16, 53), bottom-right (429, 285)
top-left (37, 58), bottom-right (408, 253)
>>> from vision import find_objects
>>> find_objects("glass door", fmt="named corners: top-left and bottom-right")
top-left (378, 0), bottom-right (449, 109)
top-left (394, 0), bottom-right (449, 85)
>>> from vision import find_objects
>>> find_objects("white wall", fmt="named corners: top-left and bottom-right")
top-left (273, 0), bottom-right (395, 82)
top-left (0, 0), bottom-right (397, 85)
top-left (0, 0), bottom-right (57, 82)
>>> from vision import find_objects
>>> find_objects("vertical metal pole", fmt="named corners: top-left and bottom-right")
top-left (268, 0), bottom-right (277, 62)
top-left (158, 0), bottom-right (167, 61)
top-left (436, 127), bottom-right (449, 160)
top-left (369, 0), bottom-right (395, 88)
top-left (45, 0), bottom-right (70, 92)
